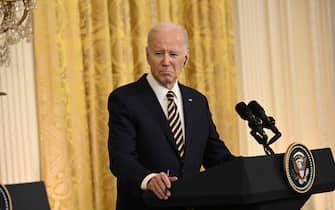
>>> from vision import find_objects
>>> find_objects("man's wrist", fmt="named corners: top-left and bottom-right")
top-left (140, 173), bottom-right (157, 190)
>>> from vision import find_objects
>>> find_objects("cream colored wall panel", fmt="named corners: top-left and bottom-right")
top-left (0, 42), bottom-right (40, 184)
top-left (234, 0), bottom-right (272, 156)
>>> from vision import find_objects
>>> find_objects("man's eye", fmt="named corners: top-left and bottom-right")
top-left (169, 53), bottom-right (178, 57)
top-left (154, 52), bottom-right (163, 55)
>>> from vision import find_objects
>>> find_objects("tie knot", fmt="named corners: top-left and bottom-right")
top-left (166, 91), bottom-right (174, 100)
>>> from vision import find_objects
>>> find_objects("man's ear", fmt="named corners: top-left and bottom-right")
top-left (146, 47), bottom-right (149, 61)
top-left (183, 55), bottom-right (188, 66)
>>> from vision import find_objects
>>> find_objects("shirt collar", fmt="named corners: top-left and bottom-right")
top-left (146, 73), bottom-right (181, 100)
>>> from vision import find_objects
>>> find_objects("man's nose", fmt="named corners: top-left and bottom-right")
top-left (162, 53), bottom-right (170, 65)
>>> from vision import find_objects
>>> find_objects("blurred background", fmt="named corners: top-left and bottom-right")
top-left (0, 0), bottom-right (334, 210)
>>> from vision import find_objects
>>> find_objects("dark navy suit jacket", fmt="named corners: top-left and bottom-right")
top-left (108, 74), bottom-right (234, 210)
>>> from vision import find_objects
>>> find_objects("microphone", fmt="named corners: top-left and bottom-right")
top-left (247, 100), bottom-right (279, 134)
top-left (248, 100), bottom-right (281, 146)
top-left (235, 102), bottom-right (267, 144)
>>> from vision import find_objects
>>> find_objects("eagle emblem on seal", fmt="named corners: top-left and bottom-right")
top-left (292, 151), bottom-right (309, 184)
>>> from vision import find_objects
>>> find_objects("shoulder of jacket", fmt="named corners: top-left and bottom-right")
top-left (179, 83), bottom-right (207, 100)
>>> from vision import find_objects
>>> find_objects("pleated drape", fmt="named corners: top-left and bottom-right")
top-left (33, 1), bottom-right (238, 210)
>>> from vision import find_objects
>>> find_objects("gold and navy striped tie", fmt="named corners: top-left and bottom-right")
top-left (166, 91), bottom-right (185, 158)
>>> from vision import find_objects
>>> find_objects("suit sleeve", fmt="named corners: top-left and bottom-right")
top-left (107, 91), bottom-right (150, 191)
top-left (202, 96), bottom-right (235, 168)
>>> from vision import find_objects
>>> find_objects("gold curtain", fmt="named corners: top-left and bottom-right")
top-left (33, 0), bottom-right (238, 210)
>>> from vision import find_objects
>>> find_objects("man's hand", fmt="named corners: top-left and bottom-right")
top-left (147, 172), bottom-right (178, 200)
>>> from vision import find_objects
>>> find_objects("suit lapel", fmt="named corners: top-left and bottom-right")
top-left (136, 75), bottom-right (180, 157)
top-left (179, 85), bottom-right (193, 151)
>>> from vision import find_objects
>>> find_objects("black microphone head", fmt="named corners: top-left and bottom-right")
top-left (235, 102), bottom-right (250, 120)
top-left (236, 101), bottom-right (268, 142)
top-left (248, 100), bottom-right (280, 135)
top-left (248, 100), bottom-right (265, 116)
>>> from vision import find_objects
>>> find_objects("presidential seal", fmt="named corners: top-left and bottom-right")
top-left (284, 143), bottom-right (315, 193)
top-left (0, 184), bottom-right (12, 210)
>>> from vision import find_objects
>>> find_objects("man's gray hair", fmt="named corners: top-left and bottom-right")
top-left (147, 22), bottom-right (189, 52)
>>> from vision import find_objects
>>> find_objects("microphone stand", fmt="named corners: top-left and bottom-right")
top-left (263, 116), bottom-right (282, 156)
top-left (267, 132), bottom-right (281, 146)
top-left (265, 116), bottom-right (282, 146)
top-left (250, 116), bottom-right (282, 156)
top-left (250, 130), bottom-right (275, 156)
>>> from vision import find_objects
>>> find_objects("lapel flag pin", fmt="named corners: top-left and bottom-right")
top-left (188, 98), bottom-right (192, 102)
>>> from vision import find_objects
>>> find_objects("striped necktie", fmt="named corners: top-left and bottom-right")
top-left (166, 91), bottom-right (185, 158)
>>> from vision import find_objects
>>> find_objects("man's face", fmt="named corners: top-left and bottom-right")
top-left (146, 29), bottom-right (188, 89)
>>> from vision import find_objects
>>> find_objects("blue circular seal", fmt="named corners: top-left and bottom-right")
top-left (284, 143), bottom-right (315, 193)
top-left (0, 184), bottom-right (12, 210)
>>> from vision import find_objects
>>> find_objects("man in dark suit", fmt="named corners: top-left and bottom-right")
top-left (108, 22), bottom-right (234, 210)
